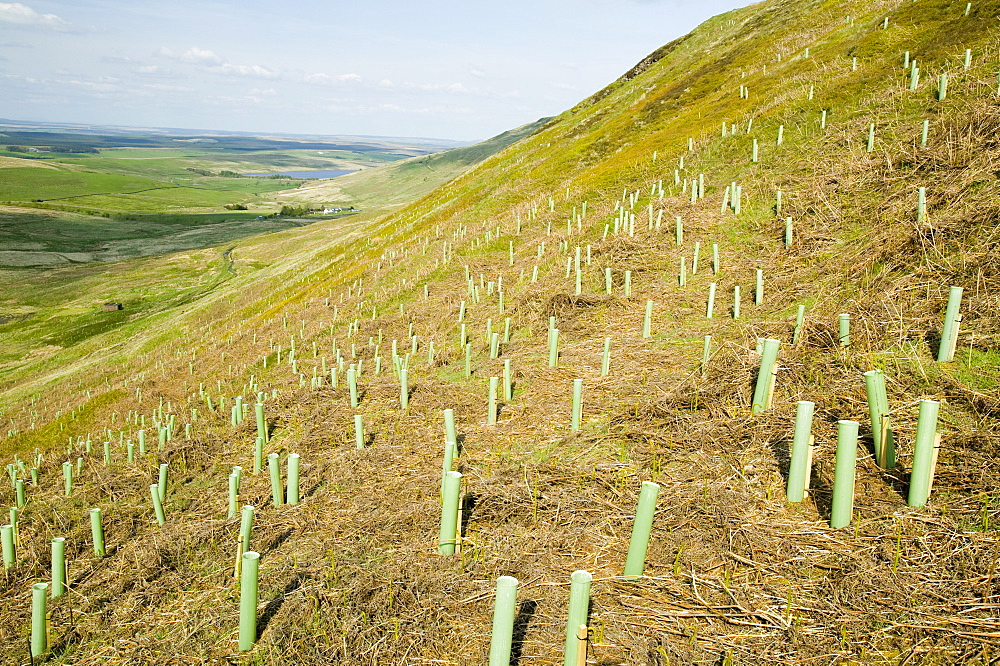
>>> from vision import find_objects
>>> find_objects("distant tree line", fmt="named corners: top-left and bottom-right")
top-left (278, 204), bottom-right (315, 216)
top-left (6, 144), bottom-right (99, 154)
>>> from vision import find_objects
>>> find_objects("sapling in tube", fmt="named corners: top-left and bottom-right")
top-left (488, 576), bottom-right (519, 666)
top-left (622, 481), bottom-right (660, 579)
top-left (830, 420), bottom-right (860, 528)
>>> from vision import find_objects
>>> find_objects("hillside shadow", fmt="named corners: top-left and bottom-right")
top-left (257, 572), bottom-right (306, 638)
top-left (460, 493), bottom-right (478, 534)
top-left (510, 599), bottom-right (537, 665)
top-left (264, 527), bottom-right (294, 554)
top-left (766, 436), bottom-right (792, 485)
top-left (924, 328), bottom-right (943, 359)
top-left (810, 472), bottom-right (834, 523)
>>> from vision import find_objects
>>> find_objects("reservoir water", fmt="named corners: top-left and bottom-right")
top-left (245, 169), bottom-right (356, 179)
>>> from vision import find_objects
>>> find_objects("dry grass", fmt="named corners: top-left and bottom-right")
top-left (3, 0), bottom-right (1000, 664)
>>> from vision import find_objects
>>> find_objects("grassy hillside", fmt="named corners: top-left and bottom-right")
top-left (1, 0), bottom-right (999, 664)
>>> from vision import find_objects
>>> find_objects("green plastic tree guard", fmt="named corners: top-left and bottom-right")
top-left (400, 368), bottom-right (409, 410)
top-left (287, 453), bottom-right (300, 504)
top-left (623, 481), bottom-right (660, 579)
top-left (601, 337), bottom-right (611, 376)
top-left (438, 471), bottom-right (462, 555)
top-left (157, 463), bottom-right (168, 502)
top-left (908, 400), bottom-right (940, 508)
top-left (256, 402), bottom-right (269, 442)
top-left (503, 359), bottom-right (512, 401)
top-left (701, 335), bottom-right (711, 378)
top-left (138, 429), bottom-right (146, 455)
top-left (443, 409), bottom-right (457, 448)
top-left (706, 283), bottom-right (716, 319)
top-left (624, 270), bottom-right (632, 297)
top-left (15, 479), bottom-right (24, 508)
top-left (354, 414), bottom-right (365, 449)
top-left (838, 313), bottom-right (850, 348)
top-left (489, 576), bottom-right (519, 666)
top-left (751, 339), bottom-right (781, 414)
top-left (62, 462), bottom-right (73, 496)
top-left (733, 286), bottom-right (741, 319)
top-left (488, 377), bottom-right (498, 424)
top-left (90, 508), bottom-right (105, 557)
top-left (864, 370), bottom-right (895, 468)
top-left (643, 300), bottom-right (653, 338)
top-left (268, 453), bottom-right (282, 507)
top-left (51, 537), bottom-right (66, 598)
top-left (150, 484), bottom-right (166, 526)
top-left (240, 504), bottom-right (254, 555)
top-left (786, 401), bottom-right (815, 502)
top-left (548, 329), bottom-right (560, 368)
top-left (1, 524), bottom-right (13, 567)
top-left (793, 305), bottom-right (806, 345)
top-left (830, 420), bottom-right (860, 528)
top-left (228, 473), bottom-right (239, 519)
top-left (31, 582), bottom-right (48, 656)
top-left (571, 379), bottom-right (583, 432)
top-left (936, 286), bottom-right (964, 362)
top-left (238, 551), bottom-right (260, 650)
top-left (563, 570), bottom-right (592, 666)
top-left (254, 436), bottom-right (264, 474)
top-left (755, 269), bottom-right (764, 305)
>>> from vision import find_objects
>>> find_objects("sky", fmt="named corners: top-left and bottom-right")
top-left (0, 0), bottom-right (748, 142)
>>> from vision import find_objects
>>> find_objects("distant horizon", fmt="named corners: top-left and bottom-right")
top-left (0, 0), bottom-right (749, 141)
top-left (0, 115), bottom-right (477, 146)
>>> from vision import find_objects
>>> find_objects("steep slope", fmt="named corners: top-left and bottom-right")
top-left (1, 1), bottom-right (999, 664)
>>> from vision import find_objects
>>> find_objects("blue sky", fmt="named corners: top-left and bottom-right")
top-left (0, 0), bottom-right (747, 141)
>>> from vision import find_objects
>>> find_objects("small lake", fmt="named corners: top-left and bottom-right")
top-left (245, 169), bottom-right (356, 179)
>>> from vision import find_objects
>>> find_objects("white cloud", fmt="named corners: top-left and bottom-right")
top-left (323, 102), bottom-right (474, 116)
top-left (143, 83), bottom-right (192, 92)
top-left (180, 46), bottom-right (223, 66)
top-left (470, 69), bottom-right (486, 78)
top-left (305, 72), bottom-right (362, 85)
top-left (211, 62), bottom-right (278, 78)
top-left (409, 82), bottom-right (471, 93)
top-left (68, 78), bottom-right (121, 93)
top-left (0, 3), bottom-right (71, 30)
top-left (137, 65), bottom-right (159, 74)
top-left (156, 46), bottom-right (277, 79)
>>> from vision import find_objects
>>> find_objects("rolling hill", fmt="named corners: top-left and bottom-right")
top-left (1, 0), bottom-right (998, 664)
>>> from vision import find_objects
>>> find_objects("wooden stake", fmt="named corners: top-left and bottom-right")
top-left (928, 434), bottom-right (942, 493)
top-left (233, 539), bottom-right (243, 579)
top-left (804, 435), bottom-right (815, 493)
top-left (575, 624), bottom-right (588, 666)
